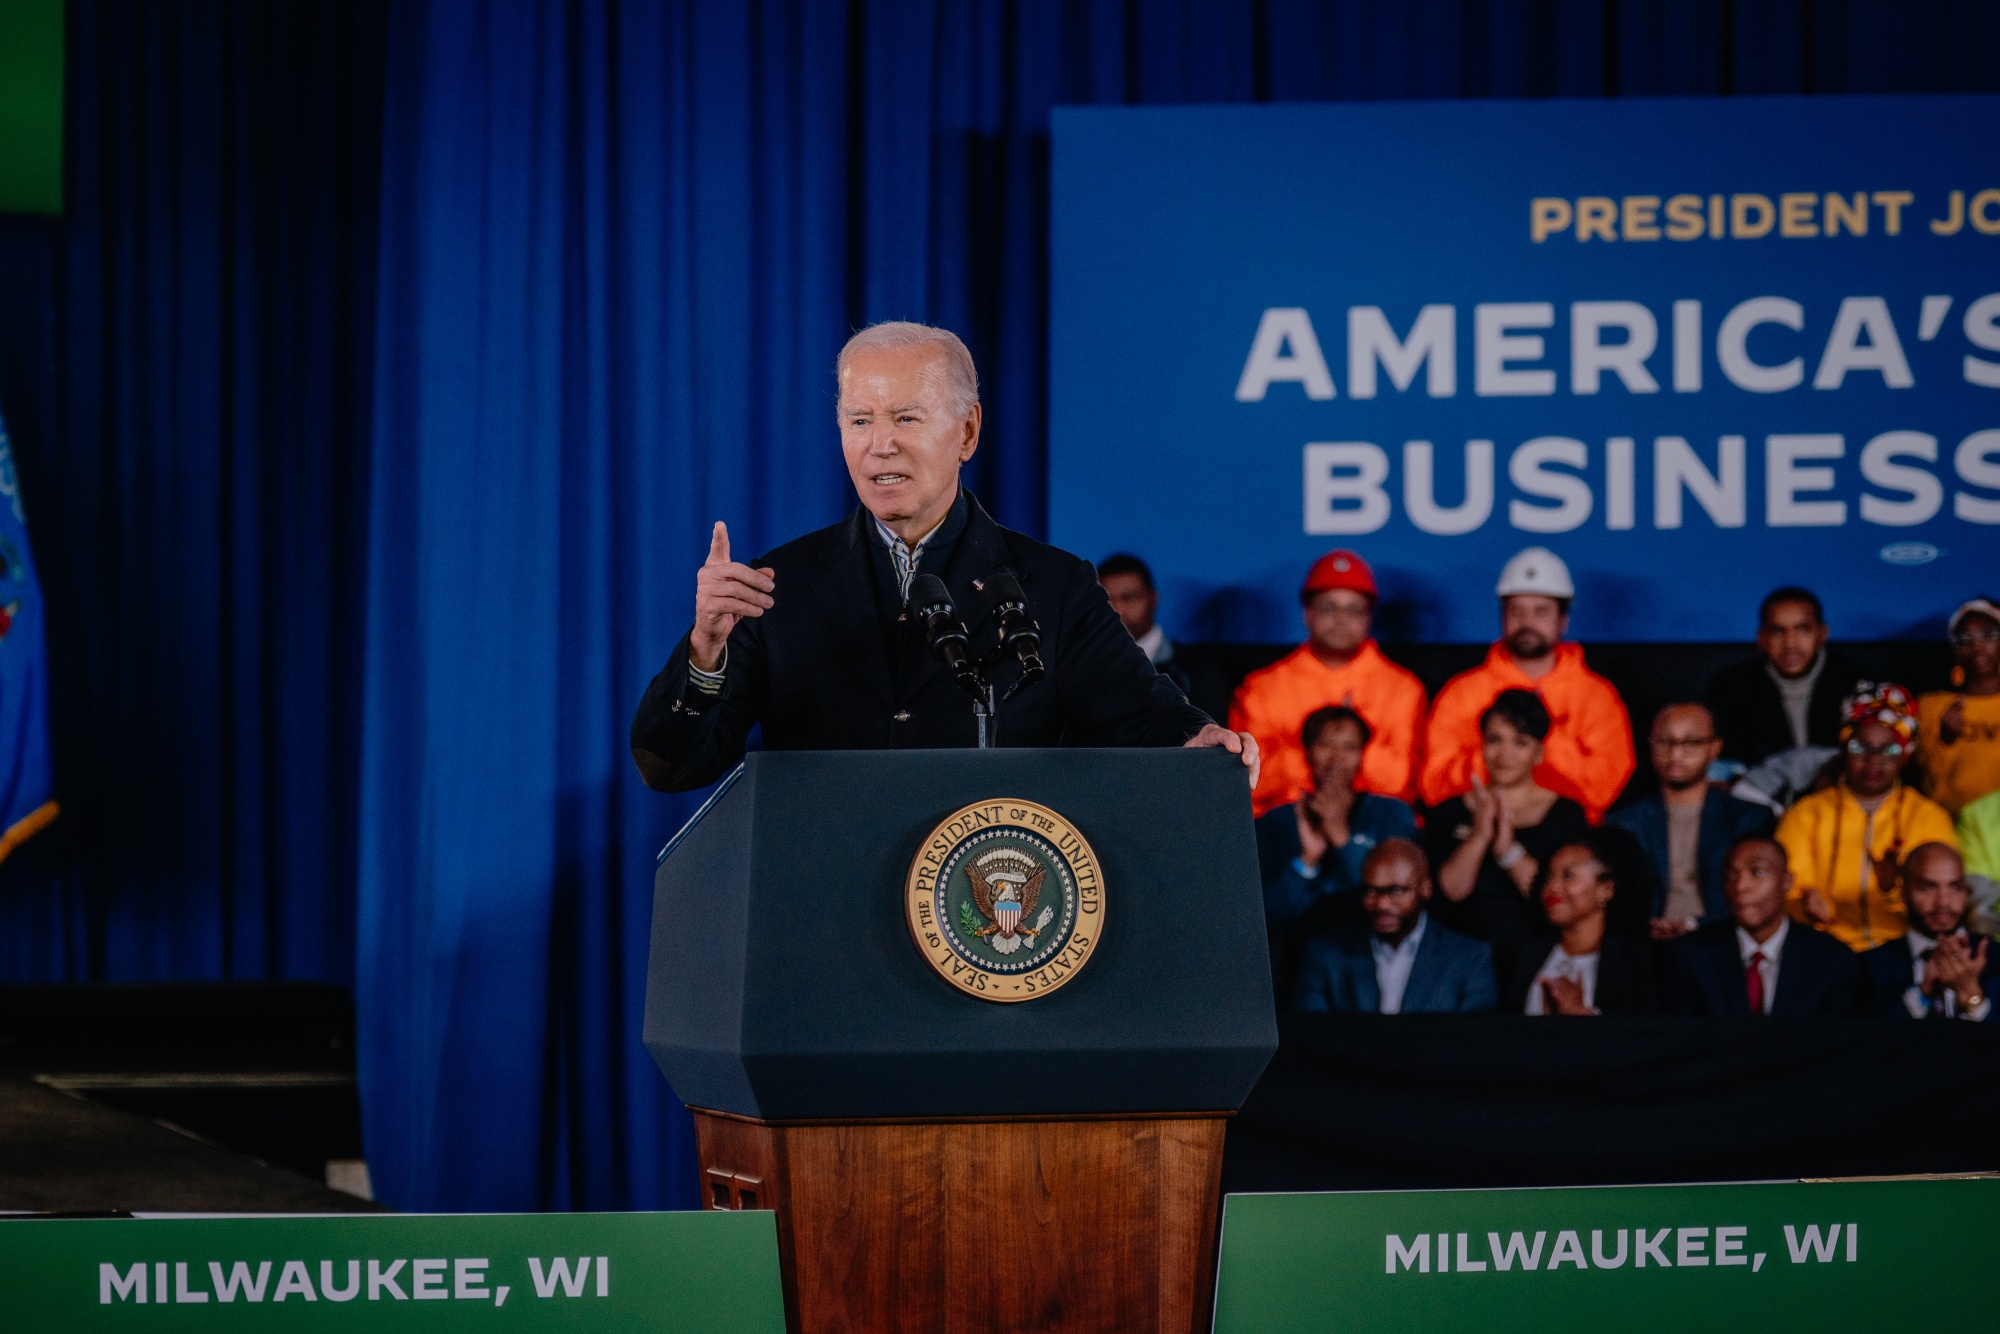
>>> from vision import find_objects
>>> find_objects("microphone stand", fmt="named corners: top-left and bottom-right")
top-left (909, 573), bottom-right (995, 748)
top-left (973, 680), bottom-right (994, 749)
top-left (908, 571), bottom-right (1044, 751)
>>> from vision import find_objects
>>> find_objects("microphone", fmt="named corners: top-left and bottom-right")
top-left (908, 574), bottom-right (985, 702)
top-left (984, 571), bottom-right (1044, 690)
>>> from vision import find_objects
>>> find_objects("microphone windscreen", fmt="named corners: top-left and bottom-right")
top-left (985, 570), bottom-right (1028, 610)
top-left (909, 573), bottom-right (953, 615)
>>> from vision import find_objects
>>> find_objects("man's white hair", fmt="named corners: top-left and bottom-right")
top-left (835, 321), bottom-right (980, 418)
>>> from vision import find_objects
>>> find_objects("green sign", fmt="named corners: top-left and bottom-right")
top-left (1213, 1177), bottom-right (2000, 1333)
top-left (0, 0), bottom-right (63, 213)
top-left (0, 1210), bottom-right (785, 1332)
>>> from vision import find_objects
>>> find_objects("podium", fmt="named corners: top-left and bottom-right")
top-left (644, 749), bottom-right (1278, 1334)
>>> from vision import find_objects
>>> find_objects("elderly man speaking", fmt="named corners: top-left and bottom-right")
top-left (630, 321), bottom-right (1256, 792)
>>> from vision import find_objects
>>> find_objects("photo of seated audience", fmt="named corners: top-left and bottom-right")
top-left (1775, 684), bottom-right (1958, 952)
top-left (1230, 549), bottom-right (1427, 817)
top-left (1862, 843), bottom-right (1997, 1021)
top-left (1291, 839), bottom-right (1496, 1014)
top-left (1915, 597), bottom-right (2000, 817)
top-left (1421, 546), bottom-right (1634, 823)
top-left (1503, 831), bottom-right (1655, 1016)
top-left (1608, 703), bottom-right (1774, 939)
top-left (1256, 705), bottom-right (1419, 957)
top-left (1666, 838), bottom-right (1864, 1016)
top-left (1705, 587), bottom-right (1868, 770)
top-left (1425, 689), bottom-right (1593, 950)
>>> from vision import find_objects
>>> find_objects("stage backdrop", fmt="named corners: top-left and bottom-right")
top-left (1051, 95), bottom-right (2000, 644)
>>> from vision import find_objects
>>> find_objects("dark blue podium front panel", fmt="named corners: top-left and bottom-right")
top-left (644, 748), bottom-right (1278, 1120)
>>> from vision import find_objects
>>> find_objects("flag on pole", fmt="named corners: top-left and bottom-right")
top-left (0, 404), bottom-right (56, 862)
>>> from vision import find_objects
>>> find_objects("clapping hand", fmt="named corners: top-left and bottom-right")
top-left (1940, 697), bottom-right (1966, 746)
top-left (1928, 933), bottom-right (1989, 1007)
top-left (691, 522), bottom-right (776, 672)
top-left (1466, 775), bottom-right (1499, 848)
top-left (1870, 850), bottom-right (1904, 902)
top-left (1542, 975), bottom-right (1594, 1016)
top-left (1293, 800), bottom-right (1329, 873)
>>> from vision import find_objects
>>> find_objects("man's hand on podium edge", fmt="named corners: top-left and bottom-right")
top-left (1186, 724), bottom-right (1260, 789)
top-left (691, 521), bottom-right (776, 673)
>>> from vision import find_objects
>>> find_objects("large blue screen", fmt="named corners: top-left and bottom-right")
top-left (1050, 96), bottom-right (2000, 643)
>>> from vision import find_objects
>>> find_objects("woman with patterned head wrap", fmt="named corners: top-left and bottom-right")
top-left (1775, 683), bottom-right (1958, 951)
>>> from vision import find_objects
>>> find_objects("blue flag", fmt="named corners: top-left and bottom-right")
top-left (0, 406), bottom-right (55, 861)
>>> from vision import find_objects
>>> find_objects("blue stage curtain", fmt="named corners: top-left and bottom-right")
top-left (0, 0), bottom-right (386, 983)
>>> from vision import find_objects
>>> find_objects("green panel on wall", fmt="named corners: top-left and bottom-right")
top-left (0, 0), bottom-right (64, 214)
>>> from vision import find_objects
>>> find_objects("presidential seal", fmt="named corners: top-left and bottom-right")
top-left (904, 799), bottom-right (1103, 1003)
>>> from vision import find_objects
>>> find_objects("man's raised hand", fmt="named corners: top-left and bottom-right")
top-left (690, 521), bottom-right (775, 672)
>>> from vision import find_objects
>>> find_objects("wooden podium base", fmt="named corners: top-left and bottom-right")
top-left (692, 1109), bottom-right (1227, 1334)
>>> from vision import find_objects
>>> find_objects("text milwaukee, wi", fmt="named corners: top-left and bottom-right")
top-left (1384, 1223), bottom-right (1859, 1275)
top-left (96, 1255), bottom-right (610, 1306)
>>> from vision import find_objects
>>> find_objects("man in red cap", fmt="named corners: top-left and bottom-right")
top-left (1229, 550), bottom-right (1428, 816)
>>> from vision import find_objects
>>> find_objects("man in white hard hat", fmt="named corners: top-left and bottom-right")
top-left (1420, 546), bottom-right (1635, 822)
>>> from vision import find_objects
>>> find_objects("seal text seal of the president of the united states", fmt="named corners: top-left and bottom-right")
top-left (904, 799), bottom-right (1103, 1003)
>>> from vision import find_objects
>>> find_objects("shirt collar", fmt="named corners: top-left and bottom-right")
top-left (1133, 623), bottom-right (1167, 662)
top-left (870, 491), bottom-right (969, 599)
top-left (1738, 917), bottom-right (1788, 962)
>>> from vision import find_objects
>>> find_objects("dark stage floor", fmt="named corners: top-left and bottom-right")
top-left (0, 1074), bottom-right (380, 1214)
top-left (0, 983), bottom-right (381, 1215)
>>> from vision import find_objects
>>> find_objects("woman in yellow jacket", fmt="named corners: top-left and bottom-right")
top-left (1777, 683), bottom-right (1958, 951)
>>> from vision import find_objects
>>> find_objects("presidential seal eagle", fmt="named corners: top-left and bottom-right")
top-left (965, 847), bottom-right (1056, 955)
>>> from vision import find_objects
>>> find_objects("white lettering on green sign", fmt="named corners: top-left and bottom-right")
top-left (99, 1255), bottom-right (611, 1305)
top-left (1385, 1224), bottom-right (1857, 1275)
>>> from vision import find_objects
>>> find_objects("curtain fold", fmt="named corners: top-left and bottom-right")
top-left (360, 0), bottom-right (861, 1215)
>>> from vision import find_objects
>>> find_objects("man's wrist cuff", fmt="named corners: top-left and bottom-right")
top-left (687, 648), bottom-right (727, 696)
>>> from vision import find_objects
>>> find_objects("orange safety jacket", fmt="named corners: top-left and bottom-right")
top-left (1421, 641), bottom-right (1636, 823)
top-left (1229, 640), bottom-right (1428, 817)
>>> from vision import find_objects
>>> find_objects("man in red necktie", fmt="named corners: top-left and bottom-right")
top-left (1665, 838), bottom-right (1863, 1016)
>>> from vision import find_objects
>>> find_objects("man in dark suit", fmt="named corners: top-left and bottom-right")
top-left (629, 322), bottom-right (1256, 792)
top-left (1863, 843), bottom-right (1999, 1020)
top-left (1293, 839), bottom-right (1496, 1013)
top-left (1704, 587), bottom-right (1866, 768)
top-left (1667, 837), bottom-right (1862, 1016)
top-left (1609, 703), bottom-right (1773, 938)
top-left (1098, 553), bottom-right (1187, 693)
